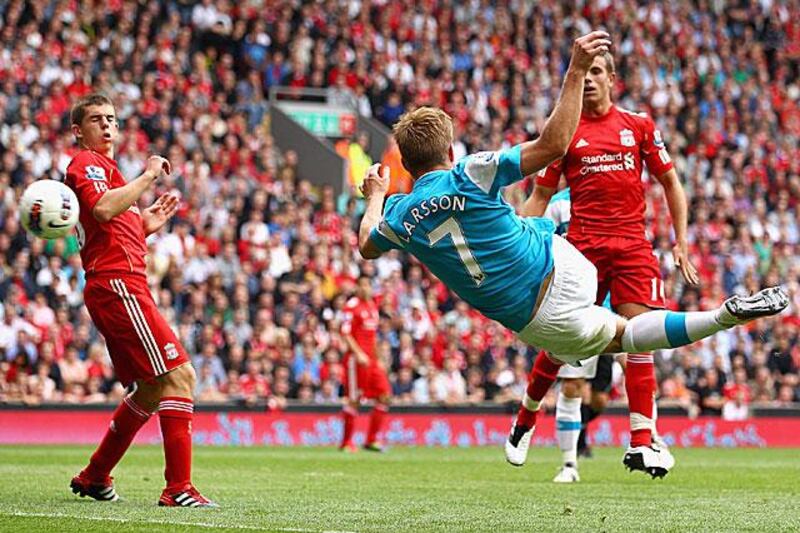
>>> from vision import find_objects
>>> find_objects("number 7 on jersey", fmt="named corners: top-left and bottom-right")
top-left (428, 217), bottom-right (486, 286)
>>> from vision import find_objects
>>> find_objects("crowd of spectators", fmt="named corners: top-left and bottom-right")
top-left (0, 1), bottom-right (799, 419)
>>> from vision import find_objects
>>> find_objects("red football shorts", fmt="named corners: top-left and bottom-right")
top-left (569, 234), bottom-right (666, 309)
top-left (84, 274), bottom-right (190, 386)
top-left (343, 356), bottom-right (391, 401)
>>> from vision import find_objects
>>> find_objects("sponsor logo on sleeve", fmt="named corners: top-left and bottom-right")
top-left (85, 165), bottom-right (107, 181)
top-left (653, 129), bottom-right (665, 147)
top-left (464, 151), bottom-right (500, 193)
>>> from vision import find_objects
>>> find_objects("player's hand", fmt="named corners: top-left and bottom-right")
top-left (145, 155), bottom-right (171, 180)
top-left (142, 193), bottom-right (180, 235)
top-left (673, 240), bottom-right (700, 286)
top-left (570, 31), bottom-right (612, 72)
top-left (359, 163), bottom-right (390, 199)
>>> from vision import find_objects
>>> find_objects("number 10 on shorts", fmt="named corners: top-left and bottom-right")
top-left (651, 277), bottom-right (665, 302)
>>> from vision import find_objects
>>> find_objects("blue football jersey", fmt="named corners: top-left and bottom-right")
top-left (369, 145), bottom-right (555, 332)
top-left (542, 187), bottom-right (613, 310)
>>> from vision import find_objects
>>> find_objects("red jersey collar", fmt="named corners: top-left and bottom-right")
top-left (86, 149), bottom-right (117, 166)
top-left (581, 105), bottom-right (616, 122)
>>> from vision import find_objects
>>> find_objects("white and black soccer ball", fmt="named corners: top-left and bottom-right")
top-left (19, 180), bottom-right (80, 240)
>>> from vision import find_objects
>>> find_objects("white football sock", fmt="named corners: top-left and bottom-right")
top-left (621, 310), bottom-right (728, 353)
top-left (652, 398), bottom-right (659, 440)
top-left (556, 392), bottom-right (582, 466)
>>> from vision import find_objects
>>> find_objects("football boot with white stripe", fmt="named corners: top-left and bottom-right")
top-left (70, 473), bottom-right (120, 502)
top-left (158, 485), bottom-right (219, 508)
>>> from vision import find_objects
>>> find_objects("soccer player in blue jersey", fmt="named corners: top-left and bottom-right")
top-left (357, 32), bottom-right (788, 477)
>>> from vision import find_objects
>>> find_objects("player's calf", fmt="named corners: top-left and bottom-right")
top-left (555, 390), bottom-right (582, 469)
top-left (506, 351), bottom-right (562, 467)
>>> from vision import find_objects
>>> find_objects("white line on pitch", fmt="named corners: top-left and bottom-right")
top-left (0, 510), bottom-right (356, 533)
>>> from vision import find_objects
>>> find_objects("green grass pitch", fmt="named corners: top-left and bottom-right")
top-left (0, 445), bottom-right (798, 532)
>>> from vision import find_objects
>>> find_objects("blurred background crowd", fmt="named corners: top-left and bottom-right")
top-left (0, 0), bottom-right (798, 419)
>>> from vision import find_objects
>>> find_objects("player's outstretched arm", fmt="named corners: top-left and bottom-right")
top-left (522, 183), bottom-right (557, 217)
top-left (519, 31), bottom-right (611, 176)
top-left (358, 164), bottom-right (390, 260)
top-left (92, 155), bottom-right (170, 223)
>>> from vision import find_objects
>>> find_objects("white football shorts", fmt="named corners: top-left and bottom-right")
top-left (557, 355), bottom-right (599, 379)
top-left (516, 234), bottom-right (618, 364)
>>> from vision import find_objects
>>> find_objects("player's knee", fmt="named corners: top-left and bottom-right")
top-left (131, 380), bottom-right (162, 412)
top-left (603, 316), bottom-right (628, 353)
top-left (591, 392), bottom-right (609, 412)
top-left (561, 378), bottom-right (583, 398)
top-left (179, 363), bottom-right (197, 392)
top-left (159, 363), bottom-right (196, 396)
top-left (344, 395), bottom-right (360, 408)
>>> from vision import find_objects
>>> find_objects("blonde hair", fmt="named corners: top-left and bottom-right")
top-left (602, 52), bottom-right (616, 74)
top-left (392, 107), bottom-right (453, 175)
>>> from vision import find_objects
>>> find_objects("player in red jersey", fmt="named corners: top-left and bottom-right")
top-left (65, 94), bottom-right (216, 507)
top-left (520, 52), bottom-right (700, 476)
top-left (339, 274), bottom-right (391, 452)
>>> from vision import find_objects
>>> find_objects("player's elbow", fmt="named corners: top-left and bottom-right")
top-left (359, 244), bottom-right (381, 260)
top-left (358, 237), bottom-right (381, 260)
top-left (357, 229), bottom-right (382, 259)
top-left (530, 138), bottom-right (568, 170)
top-left (544, 137), bottom-right (570, 160)
top-left (92, 204), bottom-right (113, 223)
top-left (658, 170), bottom-right (681, 191)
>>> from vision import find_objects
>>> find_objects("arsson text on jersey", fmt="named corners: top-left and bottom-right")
top-left (401, 194), bottom-right (466, 239)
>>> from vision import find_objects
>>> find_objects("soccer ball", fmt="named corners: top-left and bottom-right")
top-left (19, 180), bottom-right (80, 240)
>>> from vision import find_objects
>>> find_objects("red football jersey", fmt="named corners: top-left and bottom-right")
top-left (341, 296), bottom-right (379, 359)
top-left (536, 106), bottom-right (674, 239)
top-left (65, 149), bottom-right (148, 278)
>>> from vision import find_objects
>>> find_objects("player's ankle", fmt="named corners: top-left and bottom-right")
top-left (714, 305), bottom-right (737, 328)
top-left (630, 429), bottom-right (651, 448)
top-left (517, 406), bottom-right (538, 428)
